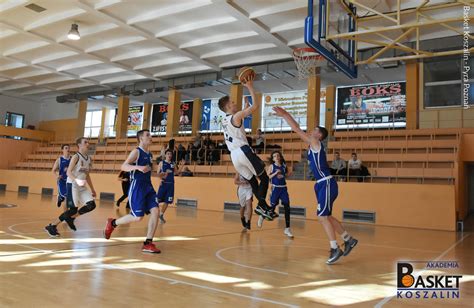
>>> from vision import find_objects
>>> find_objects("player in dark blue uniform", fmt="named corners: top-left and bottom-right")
top-left (265, 151), bottom-right (293, 238)
top-left (273, 106), bottom-right (358, 264)
top-left (156, 150), bottom-right (184, 224)
top-left (52, 144), bottom-right (71, 209)
top-left (104, 129), bottom-right (161, 253)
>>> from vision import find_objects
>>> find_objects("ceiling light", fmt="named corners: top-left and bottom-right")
top-left (67, 23), bottom-right (80, 40)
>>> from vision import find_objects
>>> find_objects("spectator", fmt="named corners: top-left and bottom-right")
top-left (348, 152), bottom-right (363, 182)
top-left (254, 129), bottom-right (265, 153)
top-left (193, 133), bottom-right (202, 149)
top-left (330, 152), bottom-right (347, 180)
top-left (177, 143), bottom-right (187, 162)
top-left (203, 134), bottom-right (215, 148)
top-left (181, 166), bottom-right (194, 177)
top-left (207, 143), bottom-right (220, 165)
top-left (185, 143), bottom-right (192, 163)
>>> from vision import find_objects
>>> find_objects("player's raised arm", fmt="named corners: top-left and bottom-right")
top-left (232, 79), bottom-right (259, 125)
top-left (272, 106), bottom-right (320, 150)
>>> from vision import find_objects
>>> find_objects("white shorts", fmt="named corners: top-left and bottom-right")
top-left (230, 145), bottom-right (265, 180)
top-left (72, 183), bottom-right (94, 207)
top-left (237, 186), bottom-right (253, 207)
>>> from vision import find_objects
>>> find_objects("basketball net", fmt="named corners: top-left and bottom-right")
top-left (292, 47), bottom-right (323, 79)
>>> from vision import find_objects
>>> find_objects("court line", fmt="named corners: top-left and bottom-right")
top-left (98, 263), bottom-right (299, 308)
top-left (216, 245), bottom-right (327, 276)
top-left (374, 233), bottom-right (471, 308)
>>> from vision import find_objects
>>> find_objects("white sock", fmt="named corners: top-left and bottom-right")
top-left (330, 240), bottom-right (338, 249)
top-left (341, 231), bottom-right (351, 241)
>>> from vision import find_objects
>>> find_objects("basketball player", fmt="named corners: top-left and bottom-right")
top-left (263, 151), bottom-right (293, 238)
top-left (273, 107), bottom-right (358, 264)
top-left (156, 150), bottom-right (184, 224)
top-left (52, 144), bottom-right (71, 209)
top-left (234, 173), bottom-right (252, 231)
top-left (218, 79), bottom-right (273, 220)
top-left (44, 138), bottom-right (97, 237)
top-left (103, 129), bottom-right (161, 253)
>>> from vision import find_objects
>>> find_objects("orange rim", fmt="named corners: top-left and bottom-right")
top-left (292, 47), bottom-right (323, 60)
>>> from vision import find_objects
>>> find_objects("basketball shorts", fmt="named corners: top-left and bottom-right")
top-left (237, 186), bottom-right (253, 207)
top-left (230, 145), bottom-right (265, 180)
top-left (315, 177), bottom-right (338, 217)
top-left (72, 182), bottom-right (94, 207)
top-left (129, 180), bottom-right (157, 217)
top-left (57, 179), bottom-right (67, 198)
top-left (270, 186), bottom-right (290, 207)
top-left (156, 182), bottom-right (174, 204)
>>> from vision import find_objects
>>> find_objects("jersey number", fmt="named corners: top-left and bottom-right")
top-left (224, 133), bottom-right (233, 143)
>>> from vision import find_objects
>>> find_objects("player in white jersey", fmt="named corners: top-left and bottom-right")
top-left (45, 138), bottom-right (97, 237)
top-left (218, 79), bottom-right (273, 220)
top-left (234, 173), bottom-right (253, 231)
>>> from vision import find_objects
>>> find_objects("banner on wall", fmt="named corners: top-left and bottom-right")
top-left (335, 81), bottom-right (406, 129)
top-left (127, 106), bottom-right (143, 134)
top-left (179, 101), bottom-right (193, 132)
top-left (261, 90), bottom-right (326, 131)
top-left (151, 103), bottom-right (168, 133)
top-left (200, 98), bottom-right (252, 132)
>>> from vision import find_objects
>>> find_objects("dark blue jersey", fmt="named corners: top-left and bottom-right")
top-left (308, 143), bottom-right (331, 181)
top-left (271, 163), bottom-right (287, 186)
top-left (130, 147), bottom-right (153, 183)
top-left (160, 160), bottom-right (175, 183)
top-left (58, 156), bottom-right (70, 180)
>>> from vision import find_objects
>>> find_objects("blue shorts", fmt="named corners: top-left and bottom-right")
top-left (270, 186), bottom-right (290, 207)
top-left (129, 180), bottom-right (157, 217)
top-left (157, 182), bottom-right (174, 204)
top-left (66, 183), bottom-right (75, 209)
top-left (315, 178), bottom-right (338, 216)
top-left (58, 179), bottom-right (67, 198)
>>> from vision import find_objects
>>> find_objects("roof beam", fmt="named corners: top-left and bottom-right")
top-left (179, 31), bottom-right (258, 49)
top-left (201, 43), bottom-right (276, 59)
top-left (155, 17), bottom-right (236, 38)
top-left (127, 1), bottom-right (212, 25)
top-left (249, 0), bottom-right (307, 19)
top-left (211, 0), bottom-right (292, 53)
top-left (73, 0), bottom-right (220, 71)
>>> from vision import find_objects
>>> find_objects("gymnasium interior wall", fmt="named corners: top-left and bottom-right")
top-left (0, 94), bottom-right (41, 128)
top-left (0, 170), bottom-right (456, 231)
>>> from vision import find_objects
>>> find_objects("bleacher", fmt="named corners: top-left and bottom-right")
top-left (14, 128), bottom-right (470, 184)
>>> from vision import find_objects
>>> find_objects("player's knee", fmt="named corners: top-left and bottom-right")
top-left (282, 202), bottom-right (290, 209)
top-left (78, 201), bottom-right (96, 215)
top-left (318, 215), bottom-right (329, 223)
top-left (59, 207), bottom-right (77, 221)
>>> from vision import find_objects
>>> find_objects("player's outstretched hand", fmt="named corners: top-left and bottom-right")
top-left (243, 78), bottom-right (253, 89)
top-left (272, 106), bottom-right (288, 117)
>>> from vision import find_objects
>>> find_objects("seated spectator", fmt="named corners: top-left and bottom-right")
top-left (348, 152), bottom-right (363, 182)
top-left (181, 166), bottom-right (194, 177)
top-left (254, 129), bottom-right (265, 153)
top-left (192, 133), bottom-right (202, 149)
top-left (203, 134), bottom-right (215, 148)
top-left (207, 144), bottom-right (221, 165)
top-left (330, 152), bottom-right (347, 179)
top-left (177, 144), bottom-right (187, 161)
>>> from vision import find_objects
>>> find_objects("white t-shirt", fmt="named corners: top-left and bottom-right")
top-left (348, 159), bottom-right (362, 170)
top-left (222, 114), bottom-right (248, 152)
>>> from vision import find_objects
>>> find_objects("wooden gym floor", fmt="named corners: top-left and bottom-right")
top-left (0, 191), bottom-right (472, 307)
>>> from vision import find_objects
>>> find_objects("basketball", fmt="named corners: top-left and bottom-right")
top-left (237, 66), bottom-right (256, 84)
top-left (402, 275), bottom-right (414, 287)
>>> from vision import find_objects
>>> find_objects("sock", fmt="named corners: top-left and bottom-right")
top-left (111, 219), bottom-right (117, 227)
top-left (330, 240), bottom-right (338, 249)
top-left (144, 238), bottom-right (152, 245)
top-left (341, 231), bottom-right (350, 241)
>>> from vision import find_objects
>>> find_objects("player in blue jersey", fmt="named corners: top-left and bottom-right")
top-left (104, 129), bottom-right (161, 254)
top-left (273, 106), bottom-right (358, 264)
top-left (156, 150), bottom-right (184, 224)
top-left (52, 144), bottom-right (71, 209)
top-left (260, 151), bottom-right (294, 238)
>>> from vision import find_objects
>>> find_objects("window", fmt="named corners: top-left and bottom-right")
top-left (424, 56), bottom-right (474, 108)
top-left (5, 112), bottom-right (24, 128)
top-left (84, 110), bottom-right (102, 138)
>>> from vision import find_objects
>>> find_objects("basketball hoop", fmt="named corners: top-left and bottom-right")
top-left (292, 47), bottom-right (323, 79)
